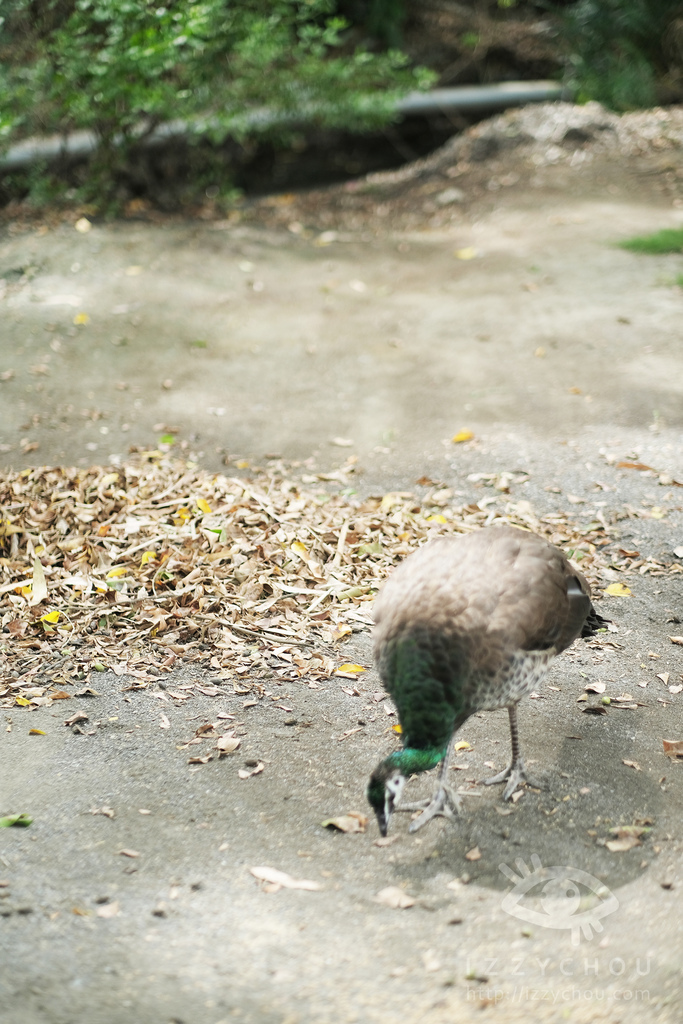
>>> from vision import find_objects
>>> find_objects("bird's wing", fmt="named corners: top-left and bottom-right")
top-left (373, 526), bottom-right (592, 664)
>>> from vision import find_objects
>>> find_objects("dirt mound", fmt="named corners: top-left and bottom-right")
top-left (246, 101), bottom-right (683, 233)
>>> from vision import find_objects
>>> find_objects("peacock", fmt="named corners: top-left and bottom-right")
top-left (367, 524), bottom-right (608, 835)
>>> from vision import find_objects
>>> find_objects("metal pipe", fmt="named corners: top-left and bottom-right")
top-left (0, 81), bottom-right (564, 172)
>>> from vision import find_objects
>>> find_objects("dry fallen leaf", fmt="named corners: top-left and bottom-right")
top-left (663, 740), bottom-right (683, 760)
top-left (90, 806), bottom-right (115, 819)
top-left (373, 835), bottom-right (399, 848)
top-left (238, 761), bottom-right (264, 779)
top-left (29, 558), bottom-right (47, 607)
top-left (585, 681), bottom-right (606, 694)
top-left (2, 453), bottom-right (680, 718)
top-left (119, 849), bottom-right (140, 858)
top-left (216, 735), bottom-right (241, 754)
top-left (422, 950), bottom-right (441, 972)
top-left (606, 835), bottom-right (642, 853)
top-left (249, 866), bottom-right (321, 892)
top-left (657, 673), bottom-right (670, 686)
top-left (321, 812), bottom-right (367, 833)
top-left (465, 846), bottom-right (481, 861)
top-left (375, 886), bottom-right (416, 909)
top-left (64, 711), bottom-right (89, 726)
top-left (622, 760), bottom-right (642, 771)
top-left (96, 901), bottom-right (120, 918)
top-left (616, 461), bottom-right (654, 472)
top-left (669, 637), bottom-right (683, 646)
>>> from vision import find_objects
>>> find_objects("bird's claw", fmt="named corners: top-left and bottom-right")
top-left (396, 784), bottom-right (463, 833)
top-left (482, 760), bottom-right (543, 801)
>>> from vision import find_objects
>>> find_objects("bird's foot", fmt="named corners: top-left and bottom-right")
top-left (394, 800), bottom-right (432, 812)
top-left (482, 759), bottom-right (543, 801)
top-left (396, 785), bottom-right (463, 833)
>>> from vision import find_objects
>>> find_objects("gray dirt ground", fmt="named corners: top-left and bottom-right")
top-left (1, 107), bottom-right (683, 1024)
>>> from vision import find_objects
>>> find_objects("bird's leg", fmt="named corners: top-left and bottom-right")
top-left (394, 735), bottom-right (463, 832)
top-left (482, 705), bottom-right (544, 800)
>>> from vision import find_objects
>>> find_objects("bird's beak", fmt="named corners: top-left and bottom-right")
top-left (375, 798), bottom-right (391, 837)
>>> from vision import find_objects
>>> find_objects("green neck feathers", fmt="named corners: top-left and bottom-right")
top-left (385, 746), bottom-right (446, 776)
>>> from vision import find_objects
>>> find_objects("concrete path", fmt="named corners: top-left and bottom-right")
top-left (1, 159), bottom-right (683, 1024)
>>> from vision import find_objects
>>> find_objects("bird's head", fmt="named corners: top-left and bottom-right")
top-left (367, 758), bottom-right (406, 837)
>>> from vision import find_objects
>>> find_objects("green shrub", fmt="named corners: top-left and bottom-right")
top-left (0, 0), bottom-right (431, 207)
top-left (562, 0), bottom-right (683, 110)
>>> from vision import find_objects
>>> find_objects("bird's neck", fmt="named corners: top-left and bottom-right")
top-left (386, 746), bottom-right (446, 776)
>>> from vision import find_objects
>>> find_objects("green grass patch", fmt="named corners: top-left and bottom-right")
top-left (619, 228), bottom-right (683, 254)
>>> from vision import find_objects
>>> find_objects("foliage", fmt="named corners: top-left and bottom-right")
top-left (0, 0), bottom-right (431, 206)
top-left (619, 228), bottom-right (683, 254)
top-left (336, 0), bottom-right (406, 46)
top-left (561, 0), bottom-right (683, 110)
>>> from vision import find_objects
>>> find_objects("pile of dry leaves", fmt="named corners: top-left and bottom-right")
top-left (0, 453), bottom-right (679, 712)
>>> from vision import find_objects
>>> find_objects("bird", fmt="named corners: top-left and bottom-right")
top-left (366, 524), bottom-right (608, 836)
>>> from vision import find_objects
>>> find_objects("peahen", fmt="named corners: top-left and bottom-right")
top-left (367, 524), bottom-right (608, 835)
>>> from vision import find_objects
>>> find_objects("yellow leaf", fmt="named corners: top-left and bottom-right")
top-left (336, 663), bottom-right (366, 674)
top-left (235, 460), bottom-right (250, 469)
top-left (650, 507), bottom-right (665, 519)
top-left (454, 247), bottom-right (477, 260)
top-left (426, 514), bottom-right (447, 524)
top-left (196, 498), bottom-right (212, 515)
top-left (604, 583), bottom-right (632, 597)
top-left (392, 724), bottom-right (403, 734)
top-left (140, 551), bottom-right (157, 566)
top-left (29, 729), bottom-right (46, 735)
top-left (15, 697), bottom-right (30, 706)
top-left (175, 507), bottom-right (191, 521)
top-left (452, 429), bottom-right (474, 444)
top-left (73, 312), bottom-right (90, 325)
top-left (40, 610), bottom-right (60, 624)
top-left (454, 740), bottom-right (471, 751)
top-left (380, 492), bottom-right (406, 512)
top-left (291, 541), bottom-right (308, 559)
top-left (106, 567), bottom-right (129, 578)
